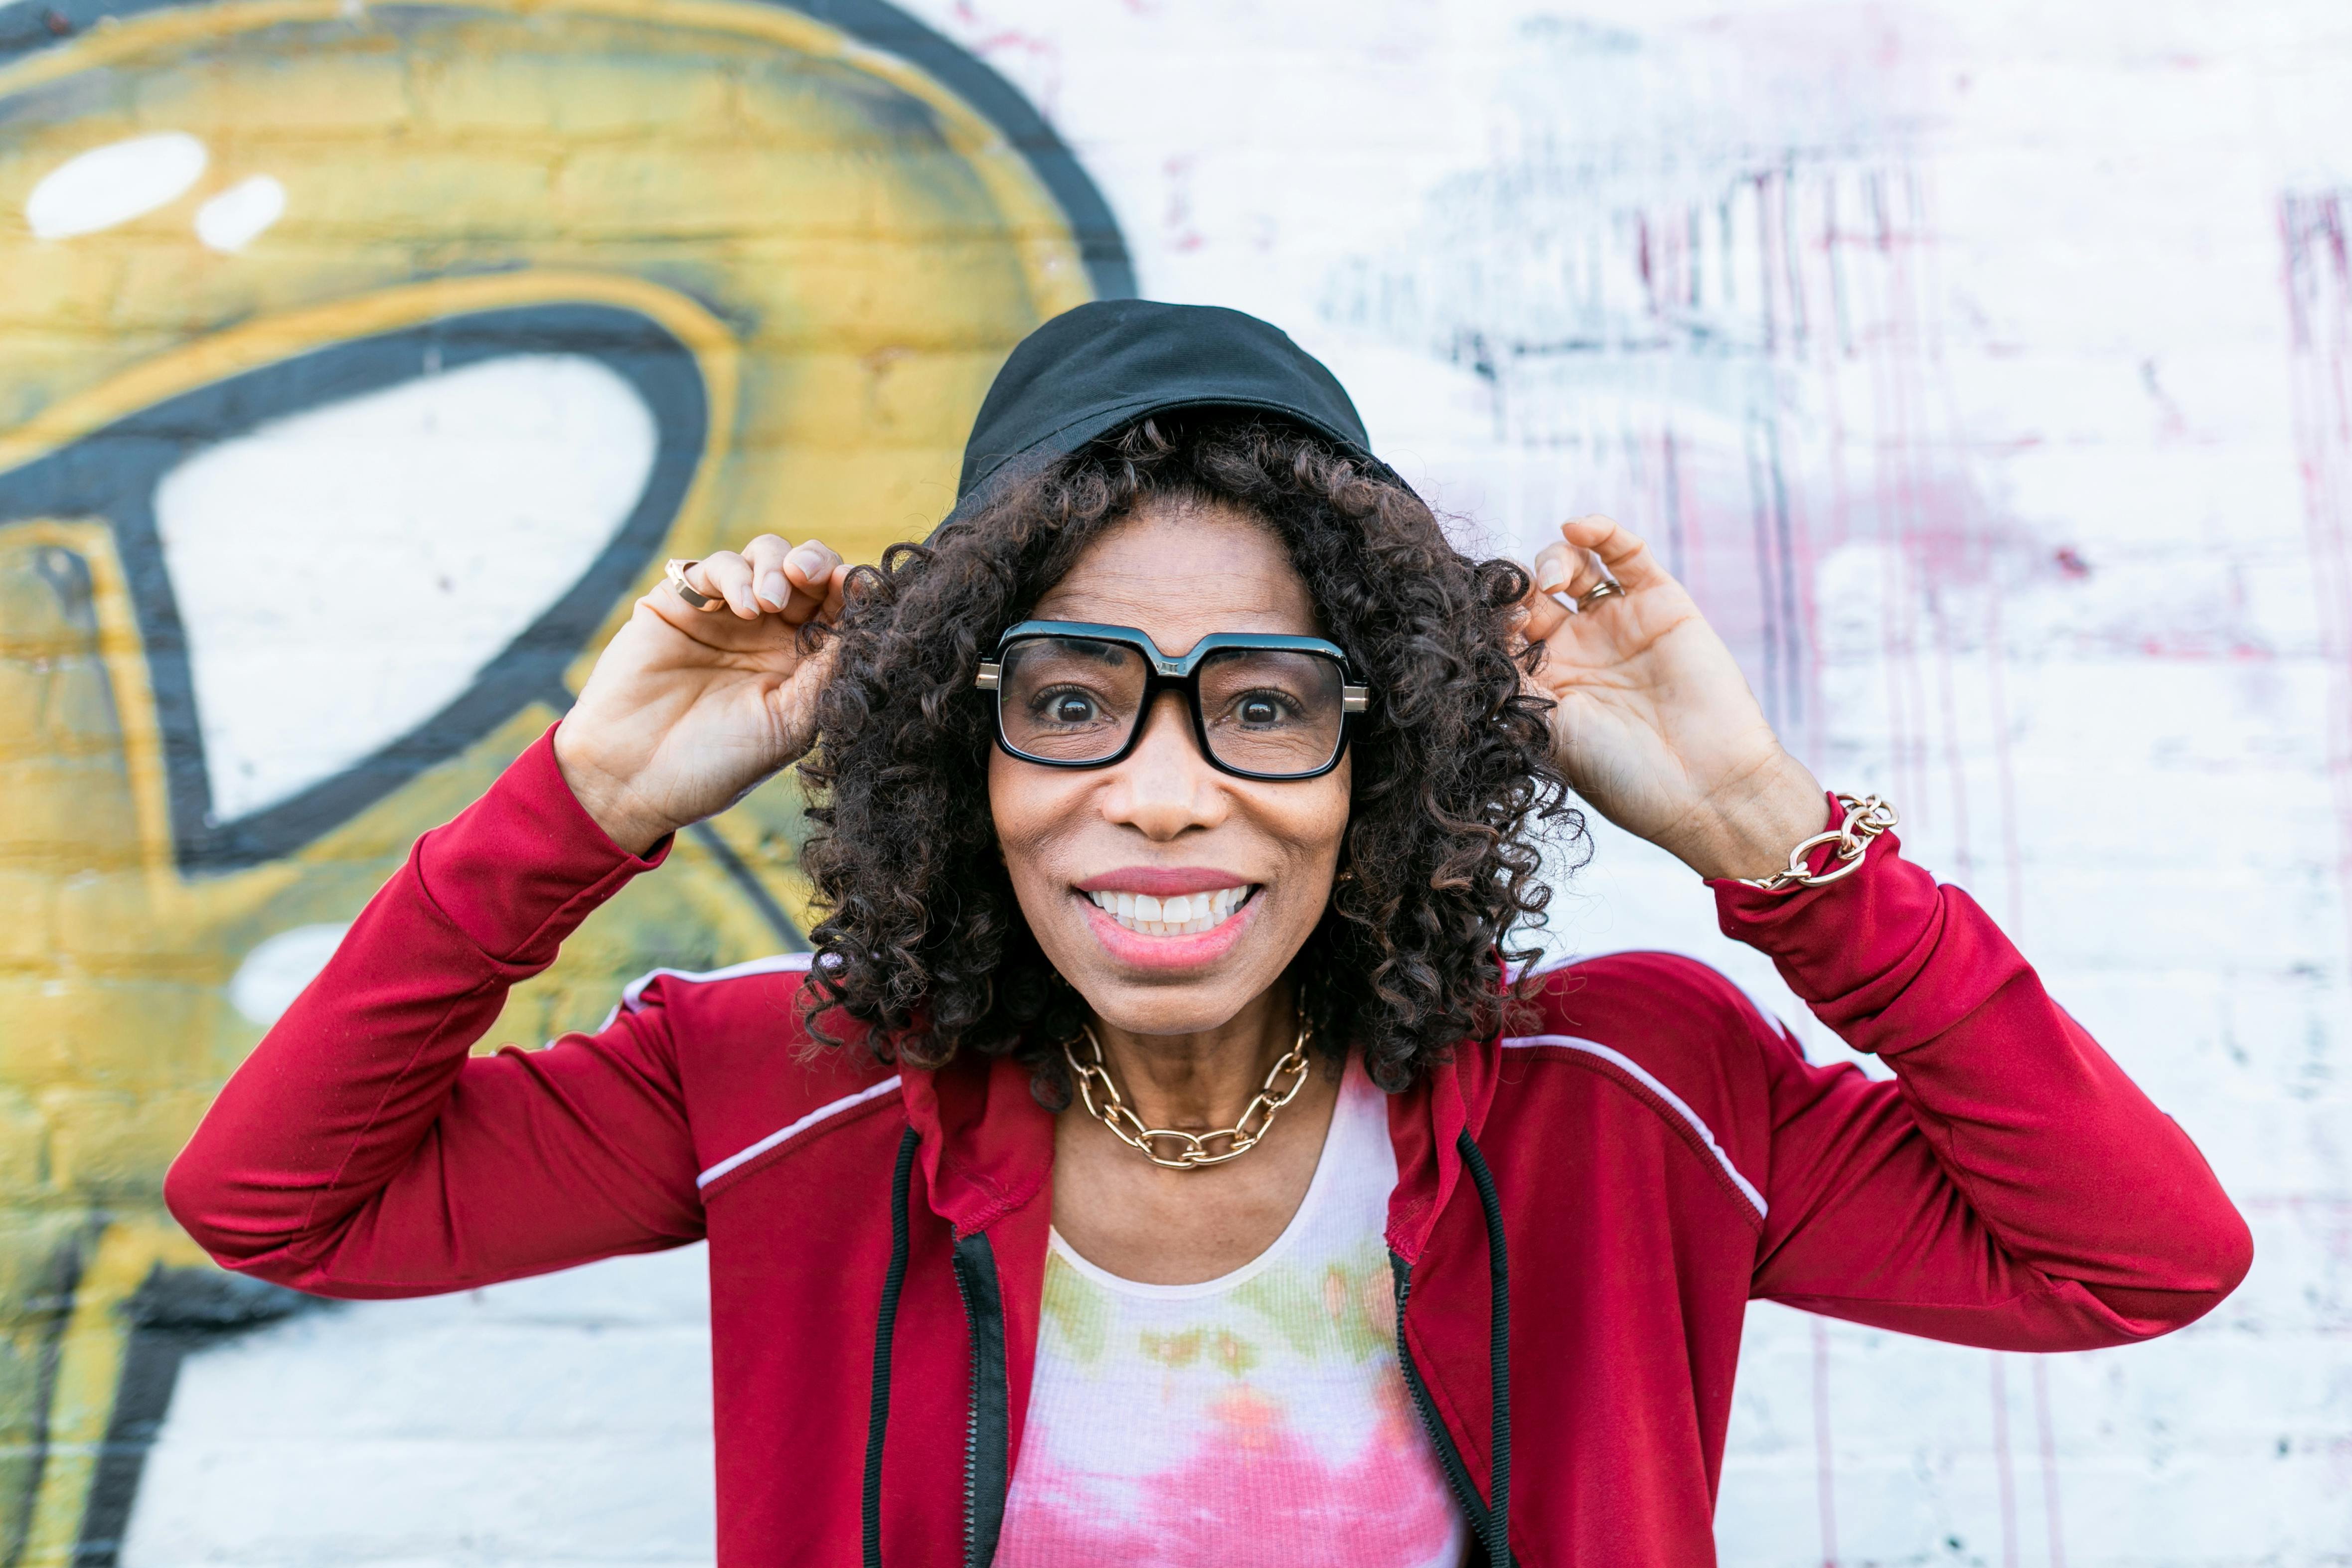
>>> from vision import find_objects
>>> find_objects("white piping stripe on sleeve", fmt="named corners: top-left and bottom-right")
top-left (622, 950), bottom-right (813, 1012)
top-left (1501, 1033), bottom-right (1768, 1219)
top-left (696, 1075), bottom-right (901, 1189)
top-left (596, 951), bottom-right (815, 1030)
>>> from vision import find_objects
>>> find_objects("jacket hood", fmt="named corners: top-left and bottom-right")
top-left (896, 1030), bottom-right (1507, 1262)
top-left (941, 299), bottom-right (1391, 530)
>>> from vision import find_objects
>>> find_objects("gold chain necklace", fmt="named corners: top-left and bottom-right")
top-left (1063, 1018), bottom-right (1312, 1170)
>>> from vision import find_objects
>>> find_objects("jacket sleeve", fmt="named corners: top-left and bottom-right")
top-left (164, 728), bottom-right (707, 1299)
top-left (1719, 803), bottom-right (2252, 1350)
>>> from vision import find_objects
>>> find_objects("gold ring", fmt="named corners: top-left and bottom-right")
top-left (1576, 578), bottom-right (1627, 612)
top-left (665, 558), bottom-right (717, 610)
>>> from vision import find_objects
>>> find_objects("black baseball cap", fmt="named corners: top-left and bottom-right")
top-left (943, 300), bottom-right (1390, 527)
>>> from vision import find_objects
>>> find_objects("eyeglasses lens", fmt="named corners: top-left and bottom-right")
top-left (997, 637), bottom-right (1147, 762)
top-left (995, 638), bottom-right (1346, 775)
top-left (1198, 648), bottom-right (1343, 774)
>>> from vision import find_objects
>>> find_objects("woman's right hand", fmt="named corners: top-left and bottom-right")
top-left (553, 536), bottom-right (849, 855)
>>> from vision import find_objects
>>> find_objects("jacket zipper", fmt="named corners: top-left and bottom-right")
top-left (949, 1234), bottom-right (1009, 1568)
top-left (951, 1254), bottom-right (982, 1565)
top-left (1391, 1252), bottom-right (1499, 1564)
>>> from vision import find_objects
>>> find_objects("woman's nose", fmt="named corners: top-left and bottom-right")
top-left (1103, 691), bottom-right (1225, 839)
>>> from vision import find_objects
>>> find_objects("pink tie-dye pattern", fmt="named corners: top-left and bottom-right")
top-left (995, 1379), bottom-right (1458, 1568)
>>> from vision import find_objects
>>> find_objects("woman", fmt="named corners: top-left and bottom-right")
top-left (168, 301), bottom-right (2251, 1567)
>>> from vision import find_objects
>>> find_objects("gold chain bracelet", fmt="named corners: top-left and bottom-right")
top-left (1732, 793), bottom-right (1900, 892)
top-left (1064, 1019), bottom-right (1311, 1170)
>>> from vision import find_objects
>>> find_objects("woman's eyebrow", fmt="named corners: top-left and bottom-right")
top-left (1040, 635), bottom-right (1136, 666)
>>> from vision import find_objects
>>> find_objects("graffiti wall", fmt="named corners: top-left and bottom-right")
top-left (2, 0), bottom-right (2347, 1563)
top-left (0, 0), bottom-right (1114, 1558)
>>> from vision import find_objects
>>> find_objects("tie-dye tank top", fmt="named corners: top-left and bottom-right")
top-left (993, 1058), bottom-right (1467, 1567)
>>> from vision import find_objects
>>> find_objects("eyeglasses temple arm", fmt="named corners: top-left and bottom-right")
top-left (974, 662), bottom-right (1001, 691)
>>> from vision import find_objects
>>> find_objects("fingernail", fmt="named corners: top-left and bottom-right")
top-left (787, 545), bottom-right (826, 577)
top-left (1536, 559), bottom-right (1566, 591)
top-left (756, 571), bottom-right (788, 610)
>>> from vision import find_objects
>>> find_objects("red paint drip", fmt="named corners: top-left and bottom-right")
top-left (2282, 190), bottom-right (2352, 987)
top-left (1812, 1318), bottom-right (1840, 1568)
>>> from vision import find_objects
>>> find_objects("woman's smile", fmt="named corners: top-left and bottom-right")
top-left (1077, 868), bottom-right (1259, 935)
top-left (1075, 868), bottom-right (1264, 969)
top-left (1083, 884), bottom-right (1252, 935)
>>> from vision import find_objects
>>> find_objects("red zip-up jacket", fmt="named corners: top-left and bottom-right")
top-left (165, 729), bottom-right (2252, 1567)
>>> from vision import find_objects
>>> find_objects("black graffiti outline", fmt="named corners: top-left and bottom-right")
top-left (0, 0), bottom-right (1137, 303)
top-left (0, 0), bottom-right (1138, 879)
top-left (0, 303), bottom-right (708, 870)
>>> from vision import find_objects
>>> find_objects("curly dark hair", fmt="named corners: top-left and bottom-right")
top-left (796, 412), bottom-right (1577, 1097)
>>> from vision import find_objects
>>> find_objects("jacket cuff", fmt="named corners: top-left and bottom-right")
top-left (1706, 792), bottom-right (1952, 1051)
top-left (412, 724), bottom-right (671, 969)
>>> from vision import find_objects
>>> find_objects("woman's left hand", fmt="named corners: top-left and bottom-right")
top-left (1516, 513), bottom-right (1829, 881)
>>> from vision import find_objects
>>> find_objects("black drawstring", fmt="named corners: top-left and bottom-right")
top-left (863, 1125), bottom-right (920, 1568)
top-left (1458, 1129), bottom-right (1513, 1567)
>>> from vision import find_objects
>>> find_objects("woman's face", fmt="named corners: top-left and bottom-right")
top-left (989, 500), bottom-right (1351, 1038)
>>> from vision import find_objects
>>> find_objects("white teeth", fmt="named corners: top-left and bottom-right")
top-left (1085, 885), bottom-right (1254, 937)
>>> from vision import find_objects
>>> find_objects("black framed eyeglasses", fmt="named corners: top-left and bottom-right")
top-left (974, 621), bottom-right (1371, 781)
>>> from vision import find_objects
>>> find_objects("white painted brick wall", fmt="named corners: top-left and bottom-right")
top-left (124, 2), bottom-right (2352, 1563)
top-left (126, 1249), bottom-right (718, 1568)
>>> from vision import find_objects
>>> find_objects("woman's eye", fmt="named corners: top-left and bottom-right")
top-left (1227, 689), bottom-right (1304, 728)
top-left (1026, 686), bottom-right (1107, 726)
